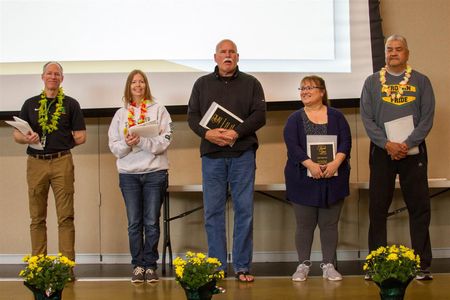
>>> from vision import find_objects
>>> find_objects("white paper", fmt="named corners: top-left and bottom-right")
top-left (5, 116), bottom-right (44, 150)
top-left (128, 120), bottom-right (159, 138)
top-left (384, 115), bottom-right (419, 155)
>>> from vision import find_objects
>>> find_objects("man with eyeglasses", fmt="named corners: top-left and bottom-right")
top-left (187, 39), bottom-right (266, 282)
top-left (360, 34), bottom-right (435, 280)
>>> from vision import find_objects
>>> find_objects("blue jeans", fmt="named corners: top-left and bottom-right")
top-left (202, 150), bottom-right (256, 273)
top-left (119, 170), bottom-right (167, 269)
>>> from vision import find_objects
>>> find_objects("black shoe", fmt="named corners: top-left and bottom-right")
top-left (415, 269), bottom-right (433, 281)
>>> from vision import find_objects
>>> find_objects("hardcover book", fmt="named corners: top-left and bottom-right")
top-left (306, 135), bottom-right (337, 177)
top-left (199, 101), bottom-right (243, 130)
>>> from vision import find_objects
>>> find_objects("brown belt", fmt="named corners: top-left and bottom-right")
top-left (29, 150), bottom-right (71, 160)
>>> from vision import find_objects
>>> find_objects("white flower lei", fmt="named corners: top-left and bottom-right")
top-left (380, 65), bottom-right (412, 100)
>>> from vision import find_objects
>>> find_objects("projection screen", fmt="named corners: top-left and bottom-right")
top-left (0, 0), bottom-right (376, 113)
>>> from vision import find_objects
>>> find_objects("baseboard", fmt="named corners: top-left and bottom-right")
top-left (2, 248), bottom-right (450, 264)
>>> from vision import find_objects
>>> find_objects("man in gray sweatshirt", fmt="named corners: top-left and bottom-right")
top-left (360, 34), bottom-right (435, 280)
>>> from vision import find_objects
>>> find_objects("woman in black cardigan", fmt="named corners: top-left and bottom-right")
top-left (283, 75), bottom-right (351, 282)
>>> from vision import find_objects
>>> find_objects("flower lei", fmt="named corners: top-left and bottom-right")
top-left (380, 65), bottom-right (412, 100)
top-left (124, 99), bottom-right (149, 135)
top-left (38, 87), bottom-right (65, 135)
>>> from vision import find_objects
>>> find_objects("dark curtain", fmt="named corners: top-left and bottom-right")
top-left (369, 0), bottom-right (385, 72)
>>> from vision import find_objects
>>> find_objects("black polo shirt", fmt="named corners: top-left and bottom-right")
top-left (19, 94), bottom-right (86, 155)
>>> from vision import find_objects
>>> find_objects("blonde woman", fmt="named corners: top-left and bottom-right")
top-left (108, 70), bottom-right (172, 283)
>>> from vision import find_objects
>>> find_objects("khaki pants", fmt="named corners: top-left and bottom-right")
top-left (27, 154), bottom-right (75, 260)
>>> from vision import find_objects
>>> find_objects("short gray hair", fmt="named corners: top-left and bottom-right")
top-left (385, 34), bottom-right (408, 50)
top-left (215, 39), bottom-right (238, 53)
top-left (42, 61), bottom-right (63, 75)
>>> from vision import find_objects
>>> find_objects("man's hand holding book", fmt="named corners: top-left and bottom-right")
top-left (205, 128), bottom-right (238, 147)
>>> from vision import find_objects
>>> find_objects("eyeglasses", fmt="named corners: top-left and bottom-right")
top-left (298, 86), bottom-right (321, 91)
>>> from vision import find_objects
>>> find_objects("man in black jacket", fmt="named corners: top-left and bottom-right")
top-left (188, 39), bottom-right (266, 282)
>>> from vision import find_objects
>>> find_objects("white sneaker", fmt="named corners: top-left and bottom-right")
top-left (320, 263), bottom-right (342, 281)
top-left (292, 260), bottom-right (312, 282)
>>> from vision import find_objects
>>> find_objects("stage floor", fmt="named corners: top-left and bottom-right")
top-left (1, 275), bottom-right (448, 300)
top-left (1, 259), bottom-right (450, 279)
top-left (1, 260), bottom-right (450, 299)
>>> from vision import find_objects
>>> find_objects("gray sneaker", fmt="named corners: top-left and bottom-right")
top-left (292, 260), bottom-right (312, 282)
top-left (131, 266), bottom-right (145, 283)
top-left (145, 268), bottom-right (159, 283)
top-left (320, 263), bottom-right (342, 281)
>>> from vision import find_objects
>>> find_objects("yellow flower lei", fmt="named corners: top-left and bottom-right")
top-left (380, 65), bottom-right (412, 100)
top-left (38, 87), bottom-right (65, 135)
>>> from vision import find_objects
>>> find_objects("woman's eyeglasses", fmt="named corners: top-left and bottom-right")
top-left (298, 86), bottom-right (321, 91)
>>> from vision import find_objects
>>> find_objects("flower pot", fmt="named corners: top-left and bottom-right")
top-left (182, 280), bottom-right (219, 300)
top-left (24, 282), bottom-right (63, 300)
top-left (375, 277), bottom-right (413, 300)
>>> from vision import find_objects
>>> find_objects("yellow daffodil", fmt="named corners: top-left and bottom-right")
top-left (363, 244), bottom-right (420, 284)
top-left (387, 253), bottom-right (398, 261)
top-left (19, 254), bottom-right (75, 294)
top-left (376, 247), bottom-right (386, 255)
top-left (173, 252), bottom-right (224, 290)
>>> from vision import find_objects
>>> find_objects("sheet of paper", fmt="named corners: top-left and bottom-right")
top-left (5, 116), bottom-right (44, 150)
top-left (128, 120), bottom-right (159, 138)
top-left (384, 115), bottom-right (419, 155)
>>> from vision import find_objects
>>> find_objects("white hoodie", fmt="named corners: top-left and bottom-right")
top-left (108, 101), bottom-right (172, 174)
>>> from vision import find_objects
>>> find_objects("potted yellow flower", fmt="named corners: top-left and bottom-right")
top-left (363, 245), bottom-right (420, 300)
top-left (19, 253), bottom-right (75, 300)
top-left (173, 252), bottom-right (225, 300)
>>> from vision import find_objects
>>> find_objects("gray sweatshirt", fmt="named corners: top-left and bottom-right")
top-left (360, 69), bottom-right (435, 149)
